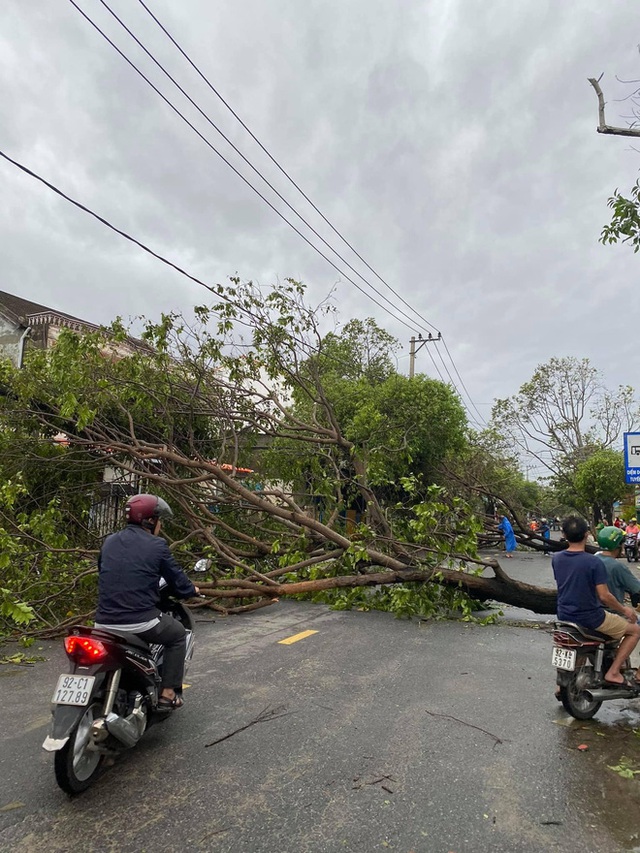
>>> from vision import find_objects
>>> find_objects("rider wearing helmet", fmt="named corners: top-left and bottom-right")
top-left (94, 494), bottom-right (199, 710)
top-left (597, 525), bottom-right (640, 611)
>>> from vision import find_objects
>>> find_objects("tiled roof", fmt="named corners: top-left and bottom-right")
top-left (0, 291), bottom-right (92, 328)
top-left (0, 290), bottom-right (151, 352)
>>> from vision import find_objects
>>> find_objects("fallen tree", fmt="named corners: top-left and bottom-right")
top-left (1, 279), bottom-right (558, 634)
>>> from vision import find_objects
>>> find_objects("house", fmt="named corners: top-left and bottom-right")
top-left (0, 291), bottom-right (151, 534)
top-left (0, 291), bottom-right (145, 367)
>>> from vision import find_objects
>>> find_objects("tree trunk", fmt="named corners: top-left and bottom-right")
top-left (200, 559), bottom-right (558, 615)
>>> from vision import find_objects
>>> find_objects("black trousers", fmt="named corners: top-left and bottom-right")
top-left (138, 613), bottom-right (187, 691)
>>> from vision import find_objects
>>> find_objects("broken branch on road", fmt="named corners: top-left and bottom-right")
top-left (425, 709), bottom-right (506, 747)
top-left (204, 705), bottom-right (289, 748)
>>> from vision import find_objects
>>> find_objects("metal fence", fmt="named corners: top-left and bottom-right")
top-left (89, 482), bottom-right (137, 537)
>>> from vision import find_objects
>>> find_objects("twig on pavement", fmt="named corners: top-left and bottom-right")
top-left (425, 709), bottom-right (506, 747)
top-left (204, 705), bottom-right (289, 748)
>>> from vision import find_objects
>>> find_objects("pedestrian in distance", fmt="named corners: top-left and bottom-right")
top-left (539, 517), bottom-right (551, 556)
top-left (498, 515), bottom-right (517, 558)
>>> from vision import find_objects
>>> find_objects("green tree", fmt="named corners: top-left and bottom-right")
top-left (573, 448), bottom-right (626, 522)
top-left (306, 317), bottom-right (399, 384)
top-left (293, 320), bottom-right (467, 490)
top-left (601, 182), bottom-right (640, 253)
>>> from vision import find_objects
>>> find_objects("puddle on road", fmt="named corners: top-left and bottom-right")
top-left (556, 703), bottom-right (640, 849)
top-left (595, 704), bottom-right (640, 729)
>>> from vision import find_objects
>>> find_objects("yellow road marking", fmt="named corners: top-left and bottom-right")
top-left (278, 630), bottom-right (318, 645)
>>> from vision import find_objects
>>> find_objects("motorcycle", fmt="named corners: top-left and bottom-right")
top-left (624, 534), bottom-right (639, 563)
top-left (552, 620), bottom-right (638, 719)
top-left (42, 580), bottom-right (195, 794)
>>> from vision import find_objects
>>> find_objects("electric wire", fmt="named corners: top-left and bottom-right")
top-left (68, 0), bottom-right (424, 337)
top-left (431, 342), bottom-right (482, 428)
top-left (33, 0), bottom-right (485, 425)
top-left (132, 0), bottom-right (487, 423)
top-left (0, 150), bottom-right (394, 379)
top-left (441, 337), bottom-right (487, 426)
top-left (96, 0), bottom-right (432, 339)
top-left (79, 0), bottom-right (469, 404)
top-left (1, 150), bottom-right (486, 436)
top-left (133, 0), bottom-right (440, 333)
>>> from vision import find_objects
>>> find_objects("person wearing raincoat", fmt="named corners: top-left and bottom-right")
top-left (498, 515), bottom-right (517, 558)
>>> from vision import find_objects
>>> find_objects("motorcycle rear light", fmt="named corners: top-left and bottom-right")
top-left (64, 636), bottom-right (109, 662)
top-left (553, 631), bottom-right (599, 648)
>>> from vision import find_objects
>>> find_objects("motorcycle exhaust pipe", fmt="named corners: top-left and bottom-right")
top-left (585, 687), bottom-right (637, 701)
top-left (104, 712), bottom-right (145, 748)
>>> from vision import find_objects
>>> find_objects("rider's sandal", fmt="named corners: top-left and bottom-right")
top-left (604, 677), bottom-right (637, 689)
top-left (157, 694), bottom-right (184, 711)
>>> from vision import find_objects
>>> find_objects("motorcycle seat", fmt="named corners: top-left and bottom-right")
top-left (79, 626), bottom-right (151, 651)
top-left (554, 620), bottom-right (617, 644)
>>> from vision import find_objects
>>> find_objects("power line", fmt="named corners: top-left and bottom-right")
top-left (130, 0), bottom-right (488, 425)
top-left (441, 337), bottom-right (487, 426)
top-left (68, 0), bottom-right (425, 337)
top-left (1, 149), bottom-right (487, 437)
top-left (133, 0), bottom-right (441, 335)
top-left (46, 0), bottom-right (486, 425)
top-left (0, 150), bottom-right (398, 381)
top-left (81, 0), bottom-right (477, 407)
top-left (96, 0), bottom-right (434, 339)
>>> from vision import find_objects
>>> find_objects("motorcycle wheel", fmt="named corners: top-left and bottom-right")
top-left (54, 703), bottom-right (104, 795)
top-left (559, 663), bottom-right (602, 720)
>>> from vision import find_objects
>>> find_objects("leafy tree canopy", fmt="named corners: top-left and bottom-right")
top-left (572, 448), bottom-right (626, 522)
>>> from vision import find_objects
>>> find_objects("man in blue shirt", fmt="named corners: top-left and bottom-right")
top-left (552, 515), bottom-right (640, 687)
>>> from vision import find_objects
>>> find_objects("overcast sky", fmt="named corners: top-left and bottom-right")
top-left (2, 0), bottom-right (640, 445)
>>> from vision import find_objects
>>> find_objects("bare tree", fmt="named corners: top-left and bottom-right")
top-left (588, 75), bottom-right (640, 137)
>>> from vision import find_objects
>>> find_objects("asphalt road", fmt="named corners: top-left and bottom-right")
top-left (3, 554), bottom-right (640, 852)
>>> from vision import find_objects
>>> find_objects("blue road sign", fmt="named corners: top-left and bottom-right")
top-left (624, 432), bottom-right (640, 484)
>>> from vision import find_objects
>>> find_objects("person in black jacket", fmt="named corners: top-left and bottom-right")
top-left (94, 494), bottom-right (199, 710)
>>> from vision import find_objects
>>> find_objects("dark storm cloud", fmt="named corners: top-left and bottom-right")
top-left (1, 0), bottom-right (639, 425)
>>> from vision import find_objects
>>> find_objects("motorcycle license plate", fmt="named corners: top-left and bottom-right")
top-left (551, 647), bottom-right (576, 671)
top-left (51, 674), bottom-right (95, 706)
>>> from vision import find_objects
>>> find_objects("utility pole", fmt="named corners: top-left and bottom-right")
top-left (408, 332), bottom-right (441, 378)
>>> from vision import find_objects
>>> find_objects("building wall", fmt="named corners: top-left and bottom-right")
top-left (0, 315), bottom-right (24, 366)
top-left (0, 318), bottom-right (141, 368)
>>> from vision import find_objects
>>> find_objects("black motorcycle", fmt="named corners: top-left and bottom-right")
top-left (625, 534), bottom-right (639, 562)
top-left (42, 583), bottom-right (195, 794)
top-left (552, 620), bottom-right (638, 719)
